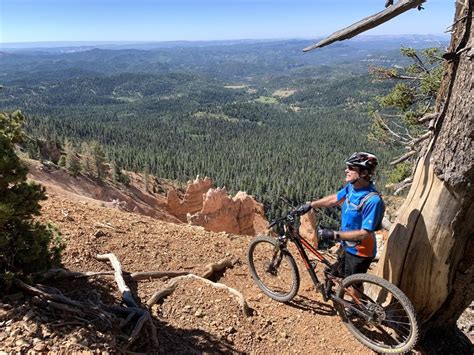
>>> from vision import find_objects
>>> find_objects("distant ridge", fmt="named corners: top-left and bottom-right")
top-left (0, 34), bottom-right (450, 53)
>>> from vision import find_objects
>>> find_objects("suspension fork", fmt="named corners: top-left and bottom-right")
top-left (266, 237), bottom-right (286, 273)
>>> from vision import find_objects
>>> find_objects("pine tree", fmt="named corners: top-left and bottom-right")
top-left (92, 141), bottom-right (107, 181)
top-left (58, 155), bottom-right (66, 167)
top-left (111, 161), bottom-right (120, 183)
top-left (64, 138), bottom-right (81, 176)
top-left (80, 141), bottom-right (95, 176)
top-left (0, 111), bottom-right (63, 280)
top-left (143, 164), bottom-right (150, 192)
top-left (111, 160), bottom-right (130, 186)
top-left (25, 139), bottom-right (40, 160)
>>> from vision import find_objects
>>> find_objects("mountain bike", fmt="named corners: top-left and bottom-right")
top-left (247, 205), bottom-right (419, 353)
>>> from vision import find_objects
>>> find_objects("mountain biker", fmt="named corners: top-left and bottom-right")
top-left (302, 152), bottom-right (384, 278)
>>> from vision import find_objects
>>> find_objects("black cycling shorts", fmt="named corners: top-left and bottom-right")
top-left (336, 251), bottom-right (373, 278)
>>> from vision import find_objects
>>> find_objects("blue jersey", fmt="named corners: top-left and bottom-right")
top-left (336, 183), bottom-right (384, 258)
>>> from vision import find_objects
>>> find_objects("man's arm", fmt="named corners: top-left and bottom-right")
top-left (309, 194), bottom-right (340, 208)
top-left (319, 228), bottom-right (372, 242)
top-left (337, 229), bottom-right (371, 241)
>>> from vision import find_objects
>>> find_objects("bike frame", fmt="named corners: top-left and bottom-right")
top-left (279, 217), bottom-right (369, 315)
top-left (281, 217), bottom-right (332, 289)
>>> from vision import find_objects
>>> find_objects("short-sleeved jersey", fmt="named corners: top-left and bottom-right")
top-left (336, 183), bottom-right (384, 258)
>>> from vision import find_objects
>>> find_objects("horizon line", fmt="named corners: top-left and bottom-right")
top-left (0, 33), bottom-right (450, 47)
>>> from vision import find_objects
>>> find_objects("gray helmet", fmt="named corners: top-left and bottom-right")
top-left (346, 152), bottom-right (378, 175)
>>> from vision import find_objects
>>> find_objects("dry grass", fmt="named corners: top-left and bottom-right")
top-left (272, 89), bottom-right (297, 98)
top-left (224, 84), bottom-right (248, 89)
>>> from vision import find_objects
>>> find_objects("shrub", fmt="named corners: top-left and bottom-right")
top-left (0, 111), bottom-right (63, 280)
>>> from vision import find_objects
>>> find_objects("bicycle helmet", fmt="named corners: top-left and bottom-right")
top-left (346, 152), bottom-right (378, 175)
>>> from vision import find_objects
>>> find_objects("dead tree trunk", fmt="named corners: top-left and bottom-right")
top-left (304, 1), bottom-right (473, 351)
top-left (375, 1), bottom-right (473, 352)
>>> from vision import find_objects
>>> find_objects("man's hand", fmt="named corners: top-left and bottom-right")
top-left (318, 228), bottom-right (337, 241)
top-left (295, 203), bottom-right (312, 215)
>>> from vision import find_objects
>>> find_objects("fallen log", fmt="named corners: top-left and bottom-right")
top-left (38, 268), bottom-right (115, 280)
top-left (96, 253), bottom-right (158, 347)
top-left (97, 253), bottom-right (137, 308)
top-left (200, 258), bottom-right (235, 279)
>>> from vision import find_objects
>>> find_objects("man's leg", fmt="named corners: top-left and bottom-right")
top-left (343, 253), bottom-right (374, 306)
top-left (328, 247), bottom-right (345, 277)
top-left (343, 252), bottom-right (373, 277)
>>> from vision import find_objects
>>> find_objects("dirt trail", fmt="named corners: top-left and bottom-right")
top-left (1, 188), bottom-right (372, 353)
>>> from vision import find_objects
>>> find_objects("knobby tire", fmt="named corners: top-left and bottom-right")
top-left (247, 235), bottom-right (300, 303)
top-left (337, 273), bottom-right (419, 353)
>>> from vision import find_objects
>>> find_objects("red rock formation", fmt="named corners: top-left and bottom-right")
top-left (166, 176), bottom-right (267, 235)
top-left (187, 188), bottom-right (268, 236)
top-left (166, 176), bottom-right (213, 221)
top-left (299, 210), bottom-right (317, 247)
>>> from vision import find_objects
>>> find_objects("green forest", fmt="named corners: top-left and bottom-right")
top-left (0, 37), bottom-right (447, 219)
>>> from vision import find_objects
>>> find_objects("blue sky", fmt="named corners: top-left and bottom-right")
top-left (0, 0), bottom-right (454, 43)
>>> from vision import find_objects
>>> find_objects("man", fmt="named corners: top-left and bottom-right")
top-left (303, 152), bottom-right (384, 277)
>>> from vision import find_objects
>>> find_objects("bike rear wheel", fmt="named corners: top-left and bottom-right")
top-left (337, 273), bottom-right (419, 354)
top-left (247, 235), bottom-right (300, 303)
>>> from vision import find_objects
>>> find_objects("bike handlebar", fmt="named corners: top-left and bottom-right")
top-left (267, 204), bottom-right (311, 229)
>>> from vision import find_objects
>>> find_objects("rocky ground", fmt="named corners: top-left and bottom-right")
top-left (458, 302), bottom-right (474, 343)
top-left (2, 163), bottom-right (471, 354)
top-left (0, 190), bottom-right (373, 354)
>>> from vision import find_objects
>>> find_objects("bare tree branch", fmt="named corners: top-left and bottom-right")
top-left (418, 112), bottom-right (438, 123)
top-left (411, 52), bottom-right (430, 73)
top-left (38, 268), bottom-right (190, 281)
top-left (38, 268), bottom-right (115, 280)
top-left (97, 253), bottom-right (158, 347)
top-left (303, 0), bottom-right (426, 51)
top-left (410, 131), bottom-right (432, 146)
top-left (445, 14), bottom-right (468, 33)
top-left (386, 177), bottom-right (414, 195)
top-left (146, 258), bottom-right (236, 307)
top-left (391, 120), bottom-right (414, 140)
top-left (394, 177), bottom-right (414, 195)
top-left (146, 274), bottom-right (251, 316)
top-left (97, 253), bottom-right (138, 308)
top-left (130, 270), bottom-right (190, 280)
top-left (395, 182), bottom-right (413, 195)
top-left (374, 112), bottom-right (410, 142)
top-left (390, 150), bottom-right (417, 165)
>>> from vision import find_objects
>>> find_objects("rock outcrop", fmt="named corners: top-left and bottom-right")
top-left (188, 188), bottom-right (267, 235)
top-left (167, 176), bottom-right (268, 236)
top-left (299, 210), bottom-right (317, 246)
top-left (166, 176), bottom-right (213, 221)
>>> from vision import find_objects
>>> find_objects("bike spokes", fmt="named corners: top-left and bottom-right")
top-left (253, 244), bottom-right (293, 294)
top-left (337, 274), bottom-right (418, 353)
top-left (247, 235), bottom-right (300, 303)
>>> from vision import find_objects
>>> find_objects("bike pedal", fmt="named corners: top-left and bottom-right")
top-left (309, 260), bottom-right (317, 270)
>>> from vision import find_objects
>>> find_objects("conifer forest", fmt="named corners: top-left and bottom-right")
top-left (0, 37), bottom-right (447, 219)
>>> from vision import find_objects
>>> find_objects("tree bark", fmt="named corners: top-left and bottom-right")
top-left (375, 1), bottom-right (473, 352)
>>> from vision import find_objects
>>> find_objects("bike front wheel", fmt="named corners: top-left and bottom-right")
top-left (247, 235), bottom-right (300, 303)
top-left (337, 273), bottom-right (419, 354)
